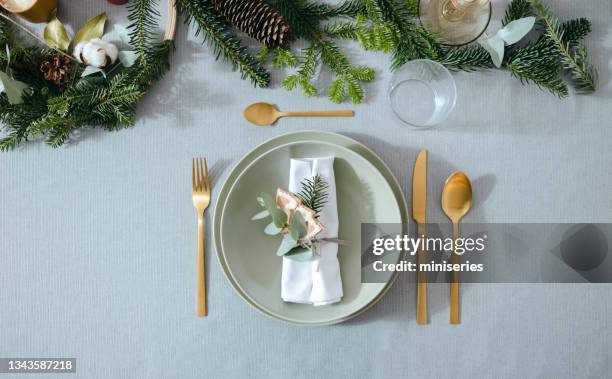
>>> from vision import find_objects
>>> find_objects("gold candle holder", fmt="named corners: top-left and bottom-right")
top-left (0, 0), bottom-right (58, 23)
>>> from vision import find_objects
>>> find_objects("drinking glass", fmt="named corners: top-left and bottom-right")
top-left (388, 59), bottom-right (456, 129)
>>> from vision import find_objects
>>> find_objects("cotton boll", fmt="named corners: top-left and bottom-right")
top-left (73, 39), bottom-right (119, 68)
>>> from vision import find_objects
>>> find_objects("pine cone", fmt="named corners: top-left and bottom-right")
top-left (211, 0), bottom-right (290, 48)
top-left (40, 53), bottom-right (72, 85)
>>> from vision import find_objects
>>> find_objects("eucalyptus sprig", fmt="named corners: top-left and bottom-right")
top-left (251, 176), bottom-right (333, 262)
top-left (253, 192), bottom-right (316, 261)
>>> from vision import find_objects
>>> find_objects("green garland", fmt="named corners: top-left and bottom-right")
top-left (0, 0), bottom-right (171, 151)
top-left (181, 0), bottom-right (597, 103)
top-left (0, 0), bottom-right (597, 150)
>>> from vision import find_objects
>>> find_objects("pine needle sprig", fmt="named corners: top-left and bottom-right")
top-left (322, 21), bottom-right (361, 40)
top-left (439, 45), bottom-right (493, 71)
top-left (266, 0), bottom-right (324, 39)
top-left (320, 40), bottom-right (373, 103)
top-left (272, 48), bottom-right (298, 69)
top-left (327, 0), bottom-right (368, 18)
top-left (529, 0), bottom-right (597, 92)
top-left (505, 37), bottom-right (568, 97)
top-left (179, 0), bottom-right (270, 87)
top-left (503, 0), bottom-right (532, 25)
top-left (0, 92), bottom-right (47, 151)
top-left (125, 40), bottom-right (173, 90)
top-left (561, 18), bottom-right (592, 45)
top-left (281, 43), bottom-right (320, 96)
top-left (298, 174), bottom-right (329, 216)
top-left (127, 0), bottom-right (160, 63)
top-left (267, 0), bottom-right (366, 39)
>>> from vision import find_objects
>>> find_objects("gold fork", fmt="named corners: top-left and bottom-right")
top-left (192, 158), bottom-right (210, 317)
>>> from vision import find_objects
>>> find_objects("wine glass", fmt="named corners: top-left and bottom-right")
top-left (419, 0), bottom-right (492, 46)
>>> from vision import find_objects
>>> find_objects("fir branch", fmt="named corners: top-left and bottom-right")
top-left (0, 92), bottom-right (47, 151)
top-left (256, 46), bottom-right (270, 65)
top-left (268, 0), bottom-right (366, 40)
top-left (351, 1), bottom-right (402, 53)
top-left (529, 0), bottom-right (597, 92)
top-left (392, 25), bottom-right (441, 69)
top-left (179, 0), bottom-right (270, 87)
top-left (505, 37), bottom-right (568, 97)
top-left (282, 43), bottom-right (321, 96)
top-left (272, 48), bottom-right (298, 69)
top-left (562, 18), bottom-right (591, 45)
top-left (0, 10), bottom-right (13, 46)
top-left (45, 123), bottom-right (73, 148)
top-left (298, 174), bottom-right (328, 215)
top-left (371, 0), bottom-right (441, 68)
top-left (440, 45), bottom-right (493, 71)
top-left (404, 0), bottom-right (419, 17)
top-left (266, 0), bottom-right (325, 39)
top-left (27, 114), bottom-right (65, 139)
top-left (127, 0), bottom-right (160, 63)
top-left (323, 22), bottom-right (361, 40)
top-left (329, 0), bottom-right (368, 17)
top-left (320, 40), bottom-right (373, 103)
top-left (503, 0), bottom-right (532, 25)
top-left (125, 40), bottom-right (173, 90)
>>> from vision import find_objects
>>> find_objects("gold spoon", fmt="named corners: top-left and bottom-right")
top-left (441, 171), bottom-right (473, 325)
top-left (244, 102), bottom-right (354, 126)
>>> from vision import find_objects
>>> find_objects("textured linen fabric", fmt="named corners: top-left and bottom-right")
top-left (1, 1), bottom-right (611, 378)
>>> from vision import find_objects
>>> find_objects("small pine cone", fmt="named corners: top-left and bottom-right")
top-left (40, 53), bottom-right (72, 85)
top-left (211, 0), bottom-right (290, 48)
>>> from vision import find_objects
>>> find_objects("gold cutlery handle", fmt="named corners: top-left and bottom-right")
top-left (450, 222), bottom-right (460, 324)
top-left (416, 223), bottom-right (428, 325)
top-left (283, 110), bottom-right (354, 117)
top-left (197, 215), bottom-right (207, 317)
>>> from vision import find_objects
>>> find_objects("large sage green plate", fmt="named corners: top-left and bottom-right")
top-left (213, 132), bottom-right (408, 325)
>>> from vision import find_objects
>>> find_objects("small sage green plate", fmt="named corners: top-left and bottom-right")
top-left (214, 132), bottom-right (408, 325)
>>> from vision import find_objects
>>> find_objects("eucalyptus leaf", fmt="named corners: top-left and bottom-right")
top-left (276, 234), bottom-right (297, 256)
top-left (289, 211), bottom-right (307, 240)
top-left (264, 222), bottom-right (282, 235)
top-left (118, 50), bottom-right (138, 67)
top-left (44, 9), bottom-right (70, 51)
top-left (285, 247), bottom-right (314, 262)
top-left (270, 208), bottom-right (287, 228)
top-left (258, 192), bottom-right (276, 211)
top-left (73, 12), bottom-right (107, 47)
top-left (258, 192), bottom-right (287, 227)
top-left (81, 65), bottom-right (104, 77)
top-left (0, 71), bottom-right (28, 104)
top-left (251, 210), bottom-right (269, 220)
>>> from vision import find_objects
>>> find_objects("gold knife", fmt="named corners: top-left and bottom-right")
top-left (412, 149), bottom-right (428, 325)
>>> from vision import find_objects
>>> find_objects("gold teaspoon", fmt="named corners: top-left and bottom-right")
top-left (441, 171), bottom-right (473, 324)
top-left (243, 102), bottom-right (354, 126)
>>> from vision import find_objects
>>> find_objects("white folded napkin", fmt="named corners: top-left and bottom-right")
top-left (281, 157), bottom-right (343, 306)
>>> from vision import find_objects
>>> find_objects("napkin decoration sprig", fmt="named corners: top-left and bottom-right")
top-left (252, 175), bottom-right (347, 262)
